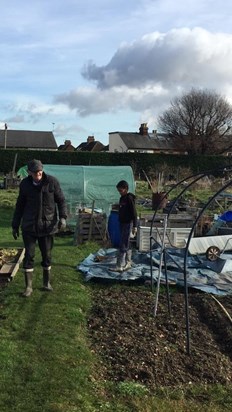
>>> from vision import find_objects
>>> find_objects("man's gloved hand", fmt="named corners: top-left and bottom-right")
top-left (58, 218), bottom-right (66, 231)
top-left (12, 228), bottom-right (19, 240)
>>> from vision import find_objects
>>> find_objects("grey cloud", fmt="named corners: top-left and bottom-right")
top-left (55, 27), bottom-right (232, 116)
top-left (82, 27), bottom-right (232, 89)
top-left (55, 87), bottom-right (124, 116)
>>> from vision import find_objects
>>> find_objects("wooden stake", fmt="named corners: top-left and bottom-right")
top-left (88, 200), bottom-right (95, 241)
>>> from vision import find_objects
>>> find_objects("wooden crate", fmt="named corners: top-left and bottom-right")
top-left (74, 213), bottom-right (107, 244)
top-left (0, 248), bottom-right (25, 279)
top-left (139, 213), bottom-right (196, 228)
top-left (138, 211), bottom-right (211, 237)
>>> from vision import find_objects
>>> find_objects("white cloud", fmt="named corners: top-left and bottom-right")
top-left (55, 123), bottom-right (86, 138)
top-left (82, 28), bottom-right (232, 88)
top-left (55, 28), bottom-right (232, 117)
top-left (0, 99), bottom-right (72, 132)
top-left (1, 1), bottom-right (232, 141)
top-left (6, 100), bottom-right (69, 117)
top-left (55, 83), bottom-right (171, 117)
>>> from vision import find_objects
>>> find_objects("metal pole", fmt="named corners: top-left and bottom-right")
top-left (150, 236), bottom-right (154, 292)
top-left (163, 249), bottom-right (171, 316)
top-left (154, 215), bottom-right (168, 317)
top-left (184, 177), bottom-right (232, 355)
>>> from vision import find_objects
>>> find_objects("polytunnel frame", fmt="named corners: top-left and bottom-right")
top-left (183, 176), bottom-right (232, 354)
top-left (150, 171), bottom-right (206, 319)
top-left (148, 165), bottom-right (232, 355)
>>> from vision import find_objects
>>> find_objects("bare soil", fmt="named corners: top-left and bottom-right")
top-left (88, 285), bottom-right (232, 388)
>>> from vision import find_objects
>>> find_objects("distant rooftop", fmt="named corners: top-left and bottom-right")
top-left (0, 129), bottom-right (57, 149)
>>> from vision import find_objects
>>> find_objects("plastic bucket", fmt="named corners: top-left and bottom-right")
top-left (108, 210), bottom-right (121, 247)
top-left (152, 192), bottom-right (168, 210)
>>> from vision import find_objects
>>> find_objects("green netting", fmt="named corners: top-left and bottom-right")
top-left (17, 165), bottom-right (135, 225)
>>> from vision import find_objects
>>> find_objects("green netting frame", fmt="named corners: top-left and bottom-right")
top-left (17, 165), bottom-right (135, 226)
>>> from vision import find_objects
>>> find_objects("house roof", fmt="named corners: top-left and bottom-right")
top-left (0, 130), bottom-right (57, 149)
top-left (76, 142), bottom-right (88, 151)
top-left (58, 143), bottom-right (75, 151)
top-left (76, 141), bottom-right (105, 152)
top-left (102, 144), bottom-right (109, 151)
top-left (110, 131), bottom-right (177, 151)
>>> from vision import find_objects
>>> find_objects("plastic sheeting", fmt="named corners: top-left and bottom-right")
top-left (77, 247), bottom-right (232, 295)
top-left (17, 165), bottom-right (135, 225)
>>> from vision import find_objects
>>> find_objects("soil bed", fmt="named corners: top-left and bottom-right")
top-left (88, 286), bottom-right (232, 388)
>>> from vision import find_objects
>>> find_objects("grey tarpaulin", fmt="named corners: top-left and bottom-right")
top-left (77, 247), bottom-right (232, 295)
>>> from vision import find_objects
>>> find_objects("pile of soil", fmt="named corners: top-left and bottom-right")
top-left (88, 286), bottom-right (232, 388)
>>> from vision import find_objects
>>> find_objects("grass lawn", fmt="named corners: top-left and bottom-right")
top-left (0, 189), bottom-right (231, 411)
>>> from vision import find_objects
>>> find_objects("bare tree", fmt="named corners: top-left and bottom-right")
top-left (158, 88), bottom-right (232, 155)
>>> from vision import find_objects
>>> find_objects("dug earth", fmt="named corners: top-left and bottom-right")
top-left (88, 287), bottom-right (232, 388)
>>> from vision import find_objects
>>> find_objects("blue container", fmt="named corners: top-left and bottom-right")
top-left (220, 211), bottom-right (232, 222)
top-left (108, 211), bottom-right (121, 247)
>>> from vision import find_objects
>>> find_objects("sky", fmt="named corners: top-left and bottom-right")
top-left (1, 0), bottom-right (232, 147)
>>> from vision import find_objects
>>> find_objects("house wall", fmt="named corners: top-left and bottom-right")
top-left (127, 149), bottom-right (154, 153)
top-left (109, 133), bottom-right (128, 152)
top-left (109, 132), bottom-right (180, 154)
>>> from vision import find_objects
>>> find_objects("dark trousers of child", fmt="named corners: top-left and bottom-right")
top-left (118, 222), bottom-right (133, 266)
top-left (22, 232), bottom-right (54, 270)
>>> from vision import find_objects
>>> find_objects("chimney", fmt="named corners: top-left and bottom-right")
top-left (139, 123), bottom-right (148, 135)
top-left (64, 140), bottom-right (71, 146)
top-left (87, 136), bottom-right (95, 143)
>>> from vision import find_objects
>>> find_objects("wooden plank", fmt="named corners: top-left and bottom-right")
top-left (0, 248), bottom-right (25, 278)
top-left (17, 248), bottom-right (25, 265)
top-left (0, 263), bottom-right (15, 276)
top-left (79, 214), bottom-right (105, 221)
top-left (10, 263), bottom-right (20, 278)
top-left (74, 212), bottom-right (107, 245)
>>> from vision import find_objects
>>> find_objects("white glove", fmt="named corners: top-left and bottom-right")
top-left (132, 227), bottom-right (137, 235)
top-left (131, 227), bottom-right (137, 237)
top-left (58, 218), bottom-right (66, 231)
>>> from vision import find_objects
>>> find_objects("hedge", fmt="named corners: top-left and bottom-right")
top-left (0, 148), bottom-right (232, 177)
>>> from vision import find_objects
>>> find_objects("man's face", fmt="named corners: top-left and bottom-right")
top-left (29, 170), bottom-right (43, 183)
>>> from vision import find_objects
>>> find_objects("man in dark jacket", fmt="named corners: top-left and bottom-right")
top-left (12, 159), bottom-right (67, 297)
top-left (110, 180), bottom-right (137, 272)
